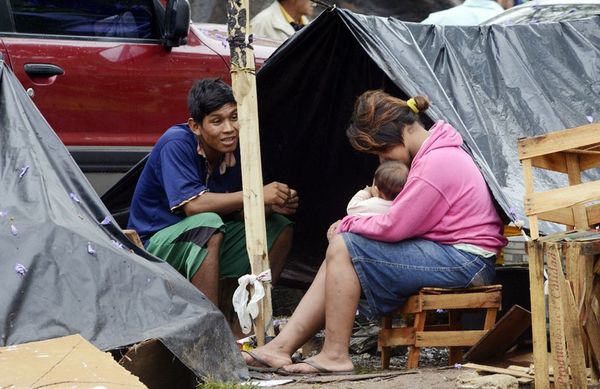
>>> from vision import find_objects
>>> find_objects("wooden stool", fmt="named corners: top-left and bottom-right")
top-left (378, 285), bottom-right (502, 369)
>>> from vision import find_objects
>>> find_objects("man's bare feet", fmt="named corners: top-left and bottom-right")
top-left (241, 347), bottom-right (292, 369)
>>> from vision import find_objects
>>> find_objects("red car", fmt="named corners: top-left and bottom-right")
top-left (0, 0), bottom-right (278, 193)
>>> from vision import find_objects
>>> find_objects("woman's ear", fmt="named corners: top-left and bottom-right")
top-left (188, 118), bottom-right (202, 136)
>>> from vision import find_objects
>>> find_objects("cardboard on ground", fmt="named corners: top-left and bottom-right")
top-left (0, 333), bottom-right (146, 388)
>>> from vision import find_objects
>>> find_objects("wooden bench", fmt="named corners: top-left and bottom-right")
top-left (378, 285), bottom-right (502, 369)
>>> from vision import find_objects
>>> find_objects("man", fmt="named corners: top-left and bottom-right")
top-left (251, 0), bottom-right (315, 41)
top-left (421, 0), bottom-right (510, 26)
top-left (128, 79), bottom-right (298, 323)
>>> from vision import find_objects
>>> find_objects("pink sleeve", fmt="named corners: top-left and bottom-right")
top-left (338, 177), bottom-right (449, 242)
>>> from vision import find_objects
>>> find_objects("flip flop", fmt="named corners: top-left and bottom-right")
top-left (242, 350), bottom-right (279, 372)
top-left (276, 359), bottom-right (355, 376)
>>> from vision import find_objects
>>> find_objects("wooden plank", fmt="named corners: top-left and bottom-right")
top-left (562, 279), bottom-right (588, 389)
top-left (546, 244), bottom-right (570, 388)
top-left (579, 152), bottom-right (600, 171)
top-left (464, 305), bottom-right (531, 363)
top-left (538, 208), bottom-right (575, 226)
top-left (398, 294), bottom-right (422, 314)
top-left (524, 180), bottom-right (600, 216)
top-left (420, 292), bottom-right (501, 310)
top-left (517, 124), bottom-right (600, 160)
top-left (583, 280), bottom-right (600, 370)
top-left (528, 242), bottom-right (550, 389)
top-left (565, 153), bottom-right (589, 230)
top-left (378, 327), bottom-right (415, 347)
top-left (587, 203), bottom-right (600, 226)
top-left (228, 0), bottom-right (272, 343)
top-left (420, 285), bottom-right (502, 294)
top-left (463, 363), bottom-right (535, 380)
top-left (530, 152), bottom-right (567, 173)
top-left (521, 159), bottom-right (540, 239)
top-left (122, 229), bottom-right (143, 249)
top-left (415, 330), bottom-right (486, 347)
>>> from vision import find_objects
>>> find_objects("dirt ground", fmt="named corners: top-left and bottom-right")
top-left (249, 367), bottom-right (472, 388)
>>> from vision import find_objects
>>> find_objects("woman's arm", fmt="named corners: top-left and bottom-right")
top-left (338, 177), bottom-right (449, 241)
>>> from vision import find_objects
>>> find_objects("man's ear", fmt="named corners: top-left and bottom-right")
top-left (188, 118), bottom-right (202, 136)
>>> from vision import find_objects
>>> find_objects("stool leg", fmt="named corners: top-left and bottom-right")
top-left (380, 315), bottom-right (392, 369)
top-left (483, 307), bottom-right (498, 330)
top-left (449, 310), bottom-right (463, 365)
top-left (407, 311), bottom-right (425, 369)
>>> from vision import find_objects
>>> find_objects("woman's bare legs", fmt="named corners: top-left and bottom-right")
top-left (243, 257), bottom-right (327, 368)
top-left (242, 234), bottom-right (360, 372)
top-left (280, 234), bottom-right (360, 373)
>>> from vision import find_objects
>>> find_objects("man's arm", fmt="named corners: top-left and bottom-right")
top-left (181, 181), bottom-right (297, 217)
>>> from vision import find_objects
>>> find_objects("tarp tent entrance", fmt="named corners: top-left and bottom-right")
top-left (252, 8), bottom-right (600, 265)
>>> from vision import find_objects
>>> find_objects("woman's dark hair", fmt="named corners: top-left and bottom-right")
top-left (346, 90), bottom-right (430, 153)
top-left (188, 78), bottom-right (236, 123)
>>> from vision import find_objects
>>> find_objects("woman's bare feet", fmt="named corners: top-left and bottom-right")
top-left (242, 346), bottom-right (292, 369)
top-left (278, 353), bottom-right (354, 374)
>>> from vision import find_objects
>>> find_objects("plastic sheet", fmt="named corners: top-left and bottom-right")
top-left (254, 9), bottom-right (600, 262)
top-left (0, 60), bottom-right (247, 382)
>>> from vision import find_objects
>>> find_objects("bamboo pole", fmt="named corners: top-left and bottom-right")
top-left (227, 0), bottom-right (273, 346)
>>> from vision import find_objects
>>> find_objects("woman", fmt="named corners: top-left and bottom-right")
top-left (243, 90), bottom-right (507, 374)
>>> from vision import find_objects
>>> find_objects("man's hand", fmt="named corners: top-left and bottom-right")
top-left (264, 183), bottom-right (299, 215)
top-left (327, 220), bottom-right (342, 241)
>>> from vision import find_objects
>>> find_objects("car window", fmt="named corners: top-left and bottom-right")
top-left (9, 0), bottom-right (159, 38)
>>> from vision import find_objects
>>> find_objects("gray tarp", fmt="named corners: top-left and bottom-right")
top-left (255, 9), bottom-right (600, 262)
top-left (0, 59), bottom-right (247, 382)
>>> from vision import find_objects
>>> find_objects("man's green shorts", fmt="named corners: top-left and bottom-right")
top-left (146, 212), bottom-right (292, 279)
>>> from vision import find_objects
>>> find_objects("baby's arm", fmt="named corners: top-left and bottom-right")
top-left (347, 187), bottom-right (373, 215)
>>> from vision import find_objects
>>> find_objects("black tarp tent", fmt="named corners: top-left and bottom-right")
top-left (254, 8), bottom-right (600, 263)
top-left (102, 9), bottom-right (600, 266)
top-left (0, 59), bottom-right (247, 382)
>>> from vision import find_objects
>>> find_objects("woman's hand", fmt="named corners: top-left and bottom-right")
top-left (327, 220), bottom-right (342, 241)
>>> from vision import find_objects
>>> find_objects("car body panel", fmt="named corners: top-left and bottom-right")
top-left (481, 0), bottom-right (600, 24)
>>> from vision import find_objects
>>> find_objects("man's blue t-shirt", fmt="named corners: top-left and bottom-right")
top-left (128, 124), bottom-right (242, 241)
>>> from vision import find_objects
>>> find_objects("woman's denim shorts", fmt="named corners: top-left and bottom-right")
top-left (342, 232), bottom-right (496, 319)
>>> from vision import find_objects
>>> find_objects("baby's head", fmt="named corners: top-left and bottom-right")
top-left (373, 161), bottom-right (409, 201)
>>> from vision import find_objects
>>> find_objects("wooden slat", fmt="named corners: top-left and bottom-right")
top-left (421, 292), bottom-right (501, 310)
top-left (579, 152), bottom-right (600, 171)
top-left (587, 203), bottom-right (600, 226)
top-left (546, 244), bottom-right (569, 389)
top-left (522, 158), bottom-right (540, 239)
top-left (566, 153), bottom-right (589, 230)
top-left (562, 280), bottom-right (588, 389)
top-left (530, 152), bottom-right (567, 173)
top-left (524, 180), bottom-right (600, 216)
top-left (463, 363), bottom-right (535, 380)
top-left (528, 242), bottom-right (550, 389)
top-left (518, 124), bottom-right (600, 160)
top-left (420, 285), bottom-right (502, 294)
top-left (464, 305), bottom-right (531, 363)
top-left (122, 229), bottom-right (143, 249)
top-left (537, 208), bottom-right (574, 226)
top-left (415, 330), bottom-right (486, 347)
top-left (378, 327), bottom-right (415, 347)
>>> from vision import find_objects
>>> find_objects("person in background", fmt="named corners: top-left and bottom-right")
top-left (128, 79), bottom-right (299, 336)
top-left (251, 0), bottom-right (316, 41)
top-left (344, 161), bottom-right (408, 217)
top-left (421, 0), bottom-right (512, 25)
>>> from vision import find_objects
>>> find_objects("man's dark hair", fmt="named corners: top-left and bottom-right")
top-left (188, 79), bottom-right (236, 123)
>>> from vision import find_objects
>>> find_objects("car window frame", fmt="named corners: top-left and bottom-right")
top-left (1, 0), bottom-right (166, 43)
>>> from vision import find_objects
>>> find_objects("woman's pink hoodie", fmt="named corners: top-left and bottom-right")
top-left (338, 120), bottom-right (507, 253)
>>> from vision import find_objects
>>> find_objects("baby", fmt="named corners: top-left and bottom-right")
top-left (346, 160), bottom-right (409, 216)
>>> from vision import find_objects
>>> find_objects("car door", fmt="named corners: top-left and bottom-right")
top-left (0, 0), bottom-right (230, 163)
